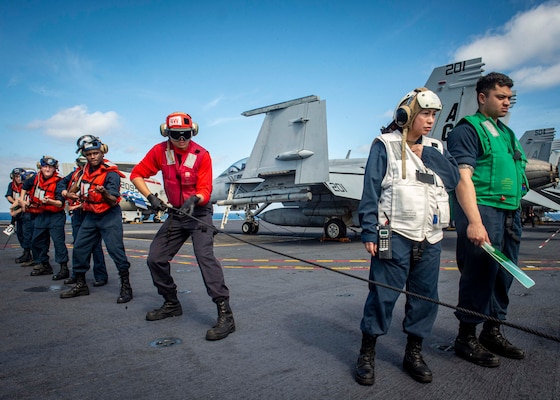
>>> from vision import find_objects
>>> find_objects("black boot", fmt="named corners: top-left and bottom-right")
top-left (479, 321), bottom-right (525, 359)
top-left (117, 271), bottom-right (133, 303)
top-left (22, 259), bottom-right (36, 267)
top-left (52, 262), bottom-right (69, 281)
top-left (146, 294), bottom-right (183, 321)
top-left (15, 249), bottom-right (32, 264)
top-left (64, 276), bottom-right (76, 284)
top-left (206, 297), bottom-right (236, 341)
top-left (60, 273), bottom-right (89, 298)
top-left (454, 322), bottom-right (500, 367)
top-left (355, 332), bottom-right (376, 386)
top-left (30, 262), bottom-right (53, 276)
top-left (403, 335), bottom-right (432, 383)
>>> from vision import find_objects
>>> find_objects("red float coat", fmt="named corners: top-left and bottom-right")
top-left (130, 140), bottom-right (212, 208)
top-left (80, 161), bottom-right (125, 213)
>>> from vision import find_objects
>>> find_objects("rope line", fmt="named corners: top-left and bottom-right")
top-left (174, 208), bottom-right (560, 343)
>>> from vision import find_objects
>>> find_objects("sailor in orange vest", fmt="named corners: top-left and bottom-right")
top-left (60, 136), bottom-right (132, 304)
top-left (5, 167), bottom-right (30, 264)
top-left (19, 156), bottom-right (69, 278)
top-left (59, 155), bottom-right (108, 286)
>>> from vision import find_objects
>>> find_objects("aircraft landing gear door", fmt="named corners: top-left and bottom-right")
top-left (324, 218), bottom-right (347, 239)
top-left (242, 221), bottom-right (259, 234)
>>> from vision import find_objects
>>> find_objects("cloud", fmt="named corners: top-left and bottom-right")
top-left (25, 105), bottom-right (120, 139)
top-left (206, 115), bottom-right (244, 127)
top-left (203, 95), bottom-right (225, 110)
top-left (454, 2), bottom-right (560, 91)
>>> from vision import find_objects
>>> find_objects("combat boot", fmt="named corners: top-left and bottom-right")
top-left (146, 300), bottom-right (183, 321)
top-left (60, 273), bottom-right (89, 298)
top-left (454, 322), bottom-right (500, 367)
top-left (52, 262), bottom-right (69, 281)
top-left (22, 259), bottom-right (36, 267)
top-left (479, 321), bottom-right (525, 359)
top-left (30, 262), bottom-right (53, 276)
top-left (355, 332), bottom-right (376, 385)
top-left (403, 335), bottom-right (432, 383)
top-left (116, 270), bottom-right (133, 304)
top-left (206, 297), bottom-right (235, 341)
top-left (15, 249), bottom-right (32, 264)
top-left (64, 276), bottom-right (77, 284)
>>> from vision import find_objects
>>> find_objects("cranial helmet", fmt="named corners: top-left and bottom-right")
top-left (160, 111), bottom-right (199, 140)
top-left (76, 134), bottom-right (109, 155)
top-left (394, 87), bottom-right (442, 129)
top-left (75, 156), bottom-right (87, 166)
top-left (39, 155), bottom-right (59, 169)
top-left (10, 167), bottom-right (24, 179)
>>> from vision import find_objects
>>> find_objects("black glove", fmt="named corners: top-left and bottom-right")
top-left (178, 195), bottom-right (200, 216)
top-left (147, 193), bottom-right (167, 213)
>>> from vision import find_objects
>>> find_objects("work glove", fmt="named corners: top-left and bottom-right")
top-left (178, 195), bottom-right (200, 216)
top-left (147, 193), bottom-right (167, 213)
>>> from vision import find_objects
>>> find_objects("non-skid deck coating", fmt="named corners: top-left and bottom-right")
top-left (0, 220), bottom-right (558, 400)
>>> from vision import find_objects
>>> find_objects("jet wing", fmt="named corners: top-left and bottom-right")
top-left (522, 190), bottom-right (560, 211)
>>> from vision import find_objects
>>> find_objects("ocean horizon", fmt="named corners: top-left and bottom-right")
top-left (0, 211), bottom-right (245, 223)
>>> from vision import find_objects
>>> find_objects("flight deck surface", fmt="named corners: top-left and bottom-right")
top-left (0, 220), bottom-right (558, 400)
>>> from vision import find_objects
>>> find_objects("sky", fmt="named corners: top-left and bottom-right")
top-left (1, 0), bottom-right (560, 212)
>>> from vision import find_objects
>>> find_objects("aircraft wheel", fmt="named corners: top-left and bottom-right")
top-left (242, 222), bottom-right (259, 234)
top-left (242, 222), bottom-right (253, 234)
top-left (324, 218), bottom-right (347, 239)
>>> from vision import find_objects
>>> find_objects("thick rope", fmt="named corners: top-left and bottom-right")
top-left (172, 207), bottom-right (560, 343)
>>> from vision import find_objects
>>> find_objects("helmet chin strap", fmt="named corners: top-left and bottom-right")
top-left (401, 127), bottom-right (408, 179)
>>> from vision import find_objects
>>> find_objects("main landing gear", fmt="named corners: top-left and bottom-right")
top-left (322, 218), bottom-right (349, 241)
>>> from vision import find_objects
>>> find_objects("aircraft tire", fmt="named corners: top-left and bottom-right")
top-left (242, 222), bottom-right (253, 234)
top-left (324, 218), bottom-right (347, 239)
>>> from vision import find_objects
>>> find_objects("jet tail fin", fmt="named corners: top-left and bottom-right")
top-left (424, 58), bottom-right (486, 143)
top-left (241, 95), bottom-right (329, 184)
top-left (519, 128), bottom-right (556, 161)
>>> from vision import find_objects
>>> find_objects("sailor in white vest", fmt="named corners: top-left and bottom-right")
top-left (354, 88), bottom-right (459, 386)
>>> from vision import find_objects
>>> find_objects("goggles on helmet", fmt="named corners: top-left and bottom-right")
top-left (82, 140), bottom-right (103, 152)
top-left (40, 156), bottom-right (58, 167)
top-left (76, 134), bottom-right (100, 153)
top-left (11, 168), bottom-right (23, 175)
top-left (168, 129), bottom-right (194, 141)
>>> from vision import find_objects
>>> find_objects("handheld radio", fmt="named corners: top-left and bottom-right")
top-left (378, 224), bottom-right (392, 259)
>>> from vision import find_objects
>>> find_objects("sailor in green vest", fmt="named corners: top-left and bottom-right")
top-left (447, 72), bottom-right (529, 368)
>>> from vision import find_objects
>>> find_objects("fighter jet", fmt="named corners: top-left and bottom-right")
top-left (517, 128), bottom-right (560, 215)
top-left (212, 58), bottom-right (560, 238)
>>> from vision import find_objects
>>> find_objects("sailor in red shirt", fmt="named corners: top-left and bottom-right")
top-left (131, 111), bottom-right (234, 341)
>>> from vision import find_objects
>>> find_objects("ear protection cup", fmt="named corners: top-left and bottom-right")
top-left (395, 105), bottom-right (412, 127)
top-left (191, 122), bottom-right (199, 137)
top-left (395, 88), bottom-right (427, 128)
top-left (160, 123), bottom-right (168, 137)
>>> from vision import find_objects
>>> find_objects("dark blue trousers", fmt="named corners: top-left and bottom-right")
top-left (454, 203), bottom-right (521, 324)
top-left (360, 233), bottom-right (441, 339)
top-left (31, 211), bottom-right (68, 265)
top-left (72, 206), bottom-right (130, 275)
top-left (70, 208), bottom-right (108, 282)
